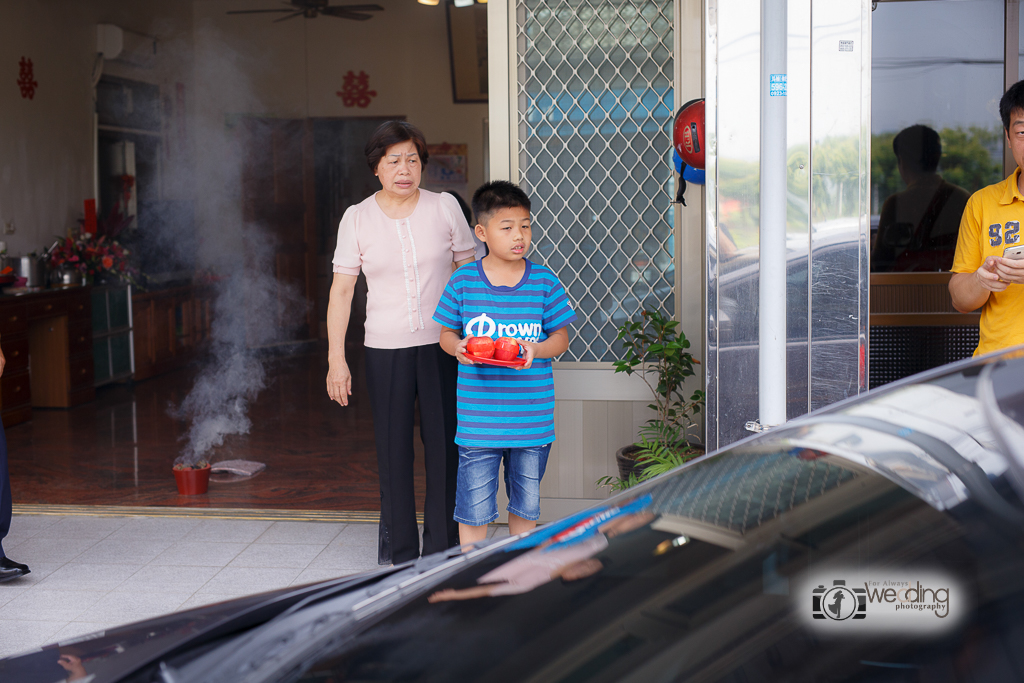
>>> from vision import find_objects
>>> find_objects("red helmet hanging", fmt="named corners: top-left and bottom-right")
top-left (673, 98), bottom-right (705, 171)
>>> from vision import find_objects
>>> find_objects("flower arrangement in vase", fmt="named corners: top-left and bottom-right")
top-left (49, 210), bottom-right (138, 286)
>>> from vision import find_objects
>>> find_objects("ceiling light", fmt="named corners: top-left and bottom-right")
top-left (453, 0), bottom-right (473, 6)
top-left (418, 0), bottom-right (439, 5)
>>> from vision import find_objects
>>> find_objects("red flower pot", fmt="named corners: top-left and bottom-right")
top-left (173, 465), bottom-right (211, 495)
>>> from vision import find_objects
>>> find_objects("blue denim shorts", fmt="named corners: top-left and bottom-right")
top-left (454, 444), bottom-right (552, 526)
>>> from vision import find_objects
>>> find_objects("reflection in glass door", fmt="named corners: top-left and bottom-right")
top-left (869, 0), bottom-right (1007, 388)
top-left (871, 0), bottom-right (1004, 274)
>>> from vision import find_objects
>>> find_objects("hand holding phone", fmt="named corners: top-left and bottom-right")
top-left (992, 244), bottom-right (1024, 285)
top-left (1003, 244), bottom-right (1024, 260)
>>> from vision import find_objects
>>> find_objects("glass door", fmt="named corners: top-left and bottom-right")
top-left (869, 0), bottom-right (1010, 387)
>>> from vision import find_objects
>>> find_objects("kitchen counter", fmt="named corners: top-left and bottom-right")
top-left (0, 286), bottom-right (93, 427)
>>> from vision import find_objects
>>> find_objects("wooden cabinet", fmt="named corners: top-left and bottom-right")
top-left (132, 285), bottom-right (212, 381)
top-left (0, 287), bottom-right (94, 427)
top-left (0, 285), bottom-right (212, 425)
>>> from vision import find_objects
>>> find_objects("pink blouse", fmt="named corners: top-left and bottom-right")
top-left (333, 190), bottom-right (476, 349)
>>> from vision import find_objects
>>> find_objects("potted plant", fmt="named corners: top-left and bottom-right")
top-left (172, 459), bottom-right (211, 495)
top-left (597, 308), bottom-right (705, 492)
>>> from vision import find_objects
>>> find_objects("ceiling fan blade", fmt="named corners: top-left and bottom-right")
top-left (326, 4), bottom-right (384, 11)
top-left (320, 4), bottom-right (383, 16)
top-left (333, 12), bottom-right (373, 19)
top-left (273, 10), bottom-right (306, 21)
top-left (226, 8), bottom-right (297, 14)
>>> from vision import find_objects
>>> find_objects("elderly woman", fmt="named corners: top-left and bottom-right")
top-left (326, 121), bottom-right (476, 565)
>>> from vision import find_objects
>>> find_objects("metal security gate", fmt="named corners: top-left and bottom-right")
top-left (515, 0), bottom-right (677, 361)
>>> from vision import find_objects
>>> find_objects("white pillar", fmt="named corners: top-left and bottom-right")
top-left (759, 0), bottom-right (787, 428)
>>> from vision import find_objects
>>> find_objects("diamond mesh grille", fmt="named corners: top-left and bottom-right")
top-left (516, 0), bottom-right (676, 361)
top-left (652, 451), bottom-right (858, 534)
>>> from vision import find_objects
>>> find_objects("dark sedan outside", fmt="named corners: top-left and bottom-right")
top-left (4, 348), bottom-right (1024, 682)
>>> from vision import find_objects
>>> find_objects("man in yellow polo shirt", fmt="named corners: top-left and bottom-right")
top-left (950, 80), bottom-right (1024, 355)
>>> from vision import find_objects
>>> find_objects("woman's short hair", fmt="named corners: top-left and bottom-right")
top-left (365, 121), bottom-right (429, 172)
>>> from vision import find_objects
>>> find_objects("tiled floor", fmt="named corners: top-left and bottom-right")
top-left (0, 513), bottom-right (507, 660)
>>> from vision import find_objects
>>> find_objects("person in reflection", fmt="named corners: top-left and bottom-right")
top-left (872, 124), bottom-right (970, 272)
top-left (427, 509), bottom-right (653, 602)
top-left (950, 80), bottom-right (1024, 355)
top-left (0, 334), bottom-right (30, 583)
top-left (326, 121), bottom-right (477, 565)
top-left (57, 653), bottom-right (88, 681)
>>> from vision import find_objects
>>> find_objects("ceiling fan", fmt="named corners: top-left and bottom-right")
top-left (227, 0), bottom-right (384, 22)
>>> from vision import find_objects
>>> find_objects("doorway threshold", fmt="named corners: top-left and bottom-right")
top-left (13, 504), bottom-right (392, 523)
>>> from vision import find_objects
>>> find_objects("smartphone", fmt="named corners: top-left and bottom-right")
top-left (1003, 244), bottom-right (1024, 260)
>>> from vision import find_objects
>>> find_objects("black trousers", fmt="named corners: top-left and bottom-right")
top-left (365, 344), bottom-right (459, 565)
top-left (0, 420), bottom-right (10, 559)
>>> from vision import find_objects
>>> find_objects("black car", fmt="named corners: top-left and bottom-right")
top-left (5, 349), bottom-right (1024, 682)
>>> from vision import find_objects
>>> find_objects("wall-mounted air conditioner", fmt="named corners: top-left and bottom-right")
top-left (97, 24), bottom-right (157, 70)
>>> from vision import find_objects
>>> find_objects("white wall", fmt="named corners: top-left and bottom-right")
top-left (0, 1), bottom-right (95, 257)
top-left (0, 0), bottom-right (193, 257)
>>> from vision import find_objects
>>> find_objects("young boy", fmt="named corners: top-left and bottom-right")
top-left (433, 181), bottom-right (577, 545)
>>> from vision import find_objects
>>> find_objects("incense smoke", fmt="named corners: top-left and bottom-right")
top-left (156, 20), bottom-right (305, 466)
top-left (172, 232), bottom-right (302, 466)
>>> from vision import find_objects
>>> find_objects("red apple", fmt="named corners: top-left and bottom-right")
top-left (494, 337), bottom-right (521, 361)
top-left (466, 336), bottom-right (495, 359)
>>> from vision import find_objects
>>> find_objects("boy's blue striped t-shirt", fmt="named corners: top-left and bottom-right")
top-left (433, 259), bottom-right (577, 448)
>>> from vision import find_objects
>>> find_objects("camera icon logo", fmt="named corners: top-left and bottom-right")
top-left (812, 580), bottom-right (867, 620)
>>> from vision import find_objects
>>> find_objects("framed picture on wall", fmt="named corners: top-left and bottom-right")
top-left (446, 1), bottom-right (488, 103)
top-left (425, 143), bottom-right (469, 186)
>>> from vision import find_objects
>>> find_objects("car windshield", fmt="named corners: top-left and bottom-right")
top-left (177, 355), bottom-right (1024, 683)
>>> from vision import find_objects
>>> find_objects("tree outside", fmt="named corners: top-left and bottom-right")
top-left (714, 126), bottom-right (1002, 246)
